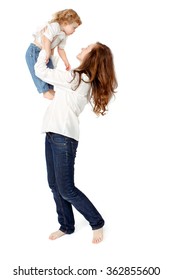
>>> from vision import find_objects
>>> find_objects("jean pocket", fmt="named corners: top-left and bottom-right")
top-left (50, 133), bottom-right (67, 146)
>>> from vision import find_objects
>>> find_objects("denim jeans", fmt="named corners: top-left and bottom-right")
top-left (45, 132), bottom-right (105, 234)
top-left (25, 43), bottom-right (54, 93)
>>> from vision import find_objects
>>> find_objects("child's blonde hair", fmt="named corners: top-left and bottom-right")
top-left (50, 9), bottom-right (82, 26)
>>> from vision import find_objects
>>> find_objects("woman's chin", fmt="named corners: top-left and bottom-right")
top-left (76, 54), bottom-right (81, 61)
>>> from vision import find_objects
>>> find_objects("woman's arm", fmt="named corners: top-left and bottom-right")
top-left (34, 50), bottom-right (72, 87)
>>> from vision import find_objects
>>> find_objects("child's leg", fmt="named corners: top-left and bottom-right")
top-left (25, 43), bottom-right (55, 96)
top-left (42, 57), bottom-right (55, 99)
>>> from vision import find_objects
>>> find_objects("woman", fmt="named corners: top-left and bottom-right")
top-left (34, 42), bottom-right (118, 244)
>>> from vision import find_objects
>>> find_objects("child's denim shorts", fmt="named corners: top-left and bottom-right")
top-left (25, 43), bottom-right (54, 93)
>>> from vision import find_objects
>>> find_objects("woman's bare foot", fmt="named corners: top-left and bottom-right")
top-left (92, 227), bottom-right (103, 244)
top-left (43, 90), bottom-right (55, 100)
top-left (49, 230), bottom-right (66, 240)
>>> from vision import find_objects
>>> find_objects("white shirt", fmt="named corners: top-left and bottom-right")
top-left (34, 50), bottom-right (91, 141)
top-left (33, 22), bottom-right (67, 49)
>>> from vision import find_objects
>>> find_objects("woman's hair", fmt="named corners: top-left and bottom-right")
top-left (73, 42), bottom-right (118, 115)
top-left (50, 9), bottom-right (82, 26)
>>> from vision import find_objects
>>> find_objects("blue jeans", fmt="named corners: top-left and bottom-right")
top-left (25, 43), bottom-right (54, 93)
top-left (45, 132), bottom-right (105, 234)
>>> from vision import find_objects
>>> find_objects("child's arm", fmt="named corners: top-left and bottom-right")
top-left (42, 35), bottom-right (51, 64)
top-left (58, 47), bottom-right (71, 71)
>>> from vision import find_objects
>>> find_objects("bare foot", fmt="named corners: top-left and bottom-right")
top-left (92, 228), bottom-right (103, 244)
top-left (43, 90), bottom-right (55, 100)
top-left (49, 230), bottom-right (66, 240)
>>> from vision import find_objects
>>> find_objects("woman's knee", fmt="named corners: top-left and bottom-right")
top-left (59, 184), bottom-right (77, 201)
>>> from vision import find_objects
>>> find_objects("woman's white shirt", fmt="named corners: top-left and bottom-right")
top-left (34, 50), bottom-right (91, 141)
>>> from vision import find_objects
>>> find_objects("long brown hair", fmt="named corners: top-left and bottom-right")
top-left (73, 42), bottom-right (118, 115)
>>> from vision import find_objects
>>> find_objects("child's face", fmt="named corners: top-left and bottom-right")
top-left (62, 22), bottom-right (79, 35)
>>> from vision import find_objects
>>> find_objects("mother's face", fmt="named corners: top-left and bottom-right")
top-left (77, 44), bottom-right (96, 62)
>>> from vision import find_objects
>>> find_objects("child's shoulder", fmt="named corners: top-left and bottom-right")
top-left (48, 21), bottom-right (60, 28)
top-left (47, 22), bottom-right (61, 34)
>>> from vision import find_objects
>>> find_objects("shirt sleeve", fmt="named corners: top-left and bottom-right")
top-left (58, 36), bottom-right (67, 49)
top-left (34, 50), bottom-right (72, 87)
top-left (43, 22), bottom-right (60, 42)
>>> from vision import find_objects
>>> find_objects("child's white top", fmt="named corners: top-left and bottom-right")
top-left (33, 22), bottom-right (67, 49)
top-left (34, 50), bottom-right (91, 141)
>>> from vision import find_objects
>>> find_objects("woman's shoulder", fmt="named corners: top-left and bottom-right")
top-left (70, 71), bottom-right (90, 82)
top-left (82, 73), bottom-right (90, 82)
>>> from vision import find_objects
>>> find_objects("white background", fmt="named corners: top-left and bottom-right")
top-left (0, 0), bottom-right (173, 279)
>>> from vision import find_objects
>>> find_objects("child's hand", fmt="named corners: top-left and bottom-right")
top-left (65, 62), bottom-right (71, 71)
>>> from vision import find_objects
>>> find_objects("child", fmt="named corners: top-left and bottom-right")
top-left (25, 9), bottom-right (82, 99)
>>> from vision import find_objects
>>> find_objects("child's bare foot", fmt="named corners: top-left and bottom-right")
top-left (92, 227), bottom-right (103, 244)
top-left (43, 90), bottom-right (55, 100)
top-left (49, 230), bottom-right (66, 240)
